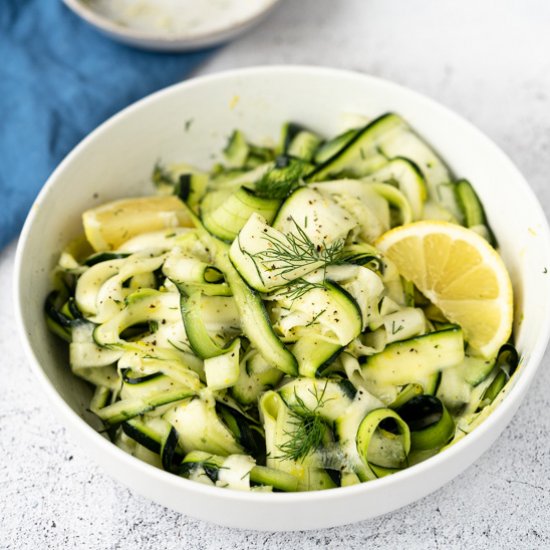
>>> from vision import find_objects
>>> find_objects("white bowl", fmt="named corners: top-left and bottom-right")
top-left (62, 0), bottom-right (282, 51)
top-left (14, 66), bottom-right (550, 531)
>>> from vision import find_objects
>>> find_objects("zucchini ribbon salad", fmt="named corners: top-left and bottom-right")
top-left (46, 113), bottom-right (518, 492)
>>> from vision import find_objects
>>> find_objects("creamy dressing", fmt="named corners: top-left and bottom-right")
top-left (86, 0), bottom-right (273, 36)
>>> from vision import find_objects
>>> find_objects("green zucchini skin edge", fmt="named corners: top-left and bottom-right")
top-left (191, 208), bottom-right (299, 376)
top-left (178, 289), bottom-right (227, 359)
top-left (306, 113), bottom-right (399, 182)
top-left (396, 395), bottom-right (455, 451)
top-left (44, 117), bottom-right (521, 492)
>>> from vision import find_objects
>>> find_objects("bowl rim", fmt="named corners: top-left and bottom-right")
top-left (62, 0), bottom-right (282, 49)
top-left (14, 65), bottom-right (550, 503)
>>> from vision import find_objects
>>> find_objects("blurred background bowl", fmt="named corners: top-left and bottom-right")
top-left (62, 0), bottom-right (282, 51)
top-left (14, 66), bottom-right (550, 531)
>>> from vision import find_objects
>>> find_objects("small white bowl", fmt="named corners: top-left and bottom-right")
top-left (63, 0), bottom-right (282, 51)
top-left (14, 66), bottom-right (550, 531)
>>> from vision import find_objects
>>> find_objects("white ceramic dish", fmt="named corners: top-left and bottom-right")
top-left (63, 0), bottom-right (281, 51)
top-left (14, 66), bottom-right (550, 531)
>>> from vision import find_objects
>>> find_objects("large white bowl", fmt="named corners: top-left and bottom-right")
top-left (14, 66), bottom-right (550, 531)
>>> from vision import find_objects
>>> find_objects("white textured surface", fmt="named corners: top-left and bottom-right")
top-left (2, 0), bottom-right (550, 547)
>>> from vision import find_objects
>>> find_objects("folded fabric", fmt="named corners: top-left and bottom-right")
top-left (0, 1), bottom-right (213, 250)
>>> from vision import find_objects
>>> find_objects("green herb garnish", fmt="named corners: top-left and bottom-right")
top-left (277, 383), bottom-right (333, 462)
top-left (304, 308), bottom-right (327, 328)
top-left (253, 217), bottom-right (345, 278)
top-left (274, 278), bottom-right (326, 302)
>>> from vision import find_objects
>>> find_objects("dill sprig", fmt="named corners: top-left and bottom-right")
top-left (253, 217), bottom-right (345, 278)
top-left (277, 383), bottom-right (333, 462)
top-left (272, 278), bottom-right (326, 302)
top-left (254, 158), bottom-right (308, 199)
top-left (304, 308), bottom-right (327, 328)
top-left (278, 414), bottom-right (326, 463)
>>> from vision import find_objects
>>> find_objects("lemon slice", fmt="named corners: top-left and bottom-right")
top-left (83, 196), bottom-right (192, 252)
top-left (376, 221), bottom-right (513, 358)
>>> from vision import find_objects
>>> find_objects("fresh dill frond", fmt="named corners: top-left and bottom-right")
top-left (253, 217), bottom-right (345, 278)
top-left (277, 382), bottom-right (332, 462)
top-left (254, 158), bottom-right (308, 199)
top-left (278, 413), bottom-right (326, 463)
top-left (305, 308), bottom-right (327, 327)
top-left (274, 278), bottom-right (326, 302)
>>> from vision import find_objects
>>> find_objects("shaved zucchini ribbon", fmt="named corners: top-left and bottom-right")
top-left (44, 114), bottom-right (517, 492)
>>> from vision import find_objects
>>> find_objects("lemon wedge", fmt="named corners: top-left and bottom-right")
top-left (82, 196), bottom-right (192, 252)
top-left (376, 221), bottom-right (513, 358)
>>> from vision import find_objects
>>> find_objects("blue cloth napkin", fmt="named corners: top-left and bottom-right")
top-left (0, 1), bottom-right (214, 250)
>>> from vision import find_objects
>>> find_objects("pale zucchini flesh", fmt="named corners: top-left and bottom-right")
top-left (44, 115), bottom-right (517, 494)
